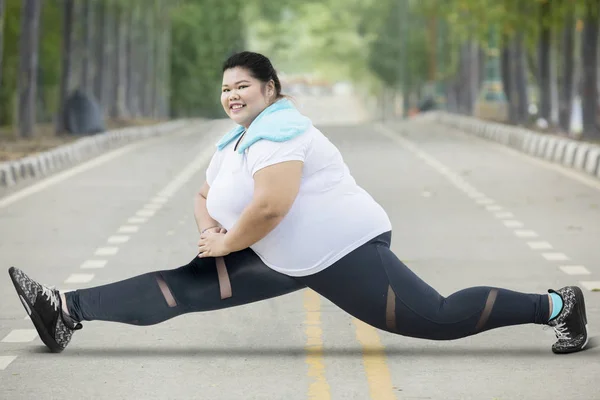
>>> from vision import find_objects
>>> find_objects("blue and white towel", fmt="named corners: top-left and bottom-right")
top-left (216, 98), bottom-right (311, 153)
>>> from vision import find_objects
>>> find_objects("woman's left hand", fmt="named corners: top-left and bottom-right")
top-left (197, 231), bottom-right (232, 258)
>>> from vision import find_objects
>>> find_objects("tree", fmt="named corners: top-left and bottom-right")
top-left (56, 0), bottom-right (74, 134)
top-left (17, 0), bottom-right (42, 138)
top-left (0, 0), bottom-right (5, 89)
top-left (581, 0), bottom-right (600, 139)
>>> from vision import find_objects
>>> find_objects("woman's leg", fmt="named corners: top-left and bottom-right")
top-left (65, 248), bottom-right (306, 326)
top-left (299, 231), bottom-right (552, 341)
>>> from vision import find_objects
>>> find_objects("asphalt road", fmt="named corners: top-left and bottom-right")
top-left (0, 95), bottom-right (598, 400)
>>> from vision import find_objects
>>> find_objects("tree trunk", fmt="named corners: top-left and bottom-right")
top-left (80, 0), bottom-right (93, 93)
top-left (515, 31), bottom-right (529, 124)
top-left (126, 4), bottom-right (140, 118)
top-left (0, 0), bottom-right (5, 88)
top-left (93, 0), bottom-right (106, 110)
top-left (17, 0), bottom-right (42, 138)
top-left (501, 42), bottom-right (512, 110)
top-left (581, 0), bottom-right (600, 140)
top-left (110, 5), bottom-right (126, 119)
top-left (508, 32), bottom-right (529, 125)
top-left (559, 9), bottom-right (575, 133)
top-left (56, 0), bottom-right (75, 134)
top-left (468, 40), bottom-right (479, 115)
top-left (538, 0), bottom-right (552, 122)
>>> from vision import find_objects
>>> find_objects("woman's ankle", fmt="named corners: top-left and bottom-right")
top-left (60, 292), bottom-right (70, 317)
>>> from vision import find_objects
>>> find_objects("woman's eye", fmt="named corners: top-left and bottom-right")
top-left (239, 85), bottom-right (248, 89)
top-left (222, 89), bottom-right (230, 93)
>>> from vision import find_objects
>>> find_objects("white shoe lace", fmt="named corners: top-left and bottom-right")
top-left (551, 323), bottom-right (571, 341)
top-left (41, 285), bottom-right (59, 311)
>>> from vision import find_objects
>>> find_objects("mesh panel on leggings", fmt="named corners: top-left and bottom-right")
top-left (475, 288), bottom-right (498, 331)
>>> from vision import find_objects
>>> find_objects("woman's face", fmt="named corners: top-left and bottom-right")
top-left (221, 67), bottom-right (275, 128)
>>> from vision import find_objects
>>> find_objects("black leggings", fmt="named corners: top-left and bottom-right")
top-left (66, 232), bottom-right (550, 340)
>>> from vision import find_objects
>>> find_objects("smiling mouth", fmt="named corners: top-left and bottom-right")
top-left (230, 104), bottom-right (246, 111)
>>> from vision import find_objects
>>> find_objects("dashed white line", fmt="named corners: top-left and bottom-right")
top-left (2, 329), bottom-right (38, 343)
top-left (560, 266), bottom-right (590, 275)
top-left (514, 230), bottom-right (539, 238)
top-left (468, 192), bottom-right (485, 199)
top-left (580, 281), bottom-right (600, 291)
top-left (118, 225), bottom-right (139, 233)
top-left (0, 356), bottom-right (17, 370)
top-left (95, 247), bottom-right (119, 256)
top-left (495, 212), bottom-right (514, 219)
top-left (136, 210), bottom-right (156, 217)
top-left (542, 253), bottom-right (570, 261)
top-left (144, 203), bottom-right (163, 210)
top-left (65, 274), bottom-right (95, 283)
top-left (151, 197), bottom-right (169, 204)
top-left (503, 220), bottom-right (524, 228)
top-left (107, 235), bottom-right (130, 244)
top-left (167, 230), bottom-right (175, 236)
top-left (80, 260), bottom-right (108, 269)
top-left (128, 217), bottom-right (147, 224)
top-left (476, 198), bottom-right (495, 205)
top-left (486, 205), bottom-right (503, 211)
top-left (527, 241), bottom-right (553, 250)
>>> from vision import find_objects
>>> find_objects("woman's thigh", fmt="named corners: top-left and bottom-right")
top-left (164, 249), bottom-right (307, 312)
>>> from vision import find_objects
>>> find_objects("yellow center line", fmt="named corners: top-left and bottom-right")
top-left (352, 318), bottom-right (397, 400)
top-left (304, 289), bottom-right (331, 400)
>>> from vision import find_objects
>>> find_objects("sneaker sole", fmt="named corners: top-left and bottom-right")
top-left (8, 267), bottom-right (64, 353)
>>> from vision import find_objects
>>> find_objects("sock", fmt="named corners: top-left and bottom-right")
top-left (549, 293), bottom-right (563, 321)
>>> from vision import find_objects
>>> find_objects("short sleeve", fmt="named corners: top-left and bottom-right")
top-left (205, 150), bottom-right (223, 186)
top-left (245, 134), bottom-right (310, 177)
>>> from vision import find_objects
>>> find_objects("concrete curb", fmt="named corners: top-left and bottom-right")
top-left (421, 112), bottom-right (600, 180)
top-left (0, 120), bottom-right (191, 189)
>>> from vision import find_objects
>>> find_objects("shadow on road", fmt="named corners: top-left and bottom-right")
top-left (28, 336), bottom-right (598, 358)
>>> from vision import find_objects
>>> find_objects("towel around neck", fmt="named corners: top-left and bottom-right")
top-left (216, 98), bottom-right (312, 153)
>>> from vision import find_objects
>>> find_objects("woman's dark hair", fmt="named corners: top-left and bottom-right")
top-left (222, 51), bottom-right (283, 99)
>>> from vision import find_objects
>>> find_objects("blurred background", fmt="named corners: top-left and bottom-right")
top-left (0, 0), bottom-right (597, 161)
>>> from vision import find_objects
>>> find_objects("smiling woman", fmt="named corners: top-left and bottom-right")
top-left (8, 52), bottom-right (589, 357)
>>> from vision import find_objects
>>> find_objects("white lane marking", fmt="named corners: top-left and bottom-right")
top-left (95, 247), bottom-right (119, 256)
top-left (144, 203), bottom-right (163, 210)
top-left (2, 329), bottom-right (38, 343)
top-left (151, 197), bottom-right (169, 204)
top-left (476, 198), bottom-right (495, 205)
top-left (128, 217), bottom-right (147, 224)
top-left (179, 220), bottom-right (185, 225)
top-left (136, 210), bottom-right (156, 217)
top-left (118, 225), bottom-right (139, 233)
top-left (156, 145), bottom-right (217, 199)
top-left (422, 191), bottom-right (432, 198)
top-left (503, 220), bottom-right (524, 228)
top-left (486, 205), bottom-right (503, 211)
top-left (107, 235), bottom-right (130, 244)
top-left (495, 212), bottom-right (514, 219)
top-left (542, 252), bottom-right (570, 261)
top-left (514, 230), bottom-right (539, 238)
top-left (81, 260), bottom-right (107, 269)
top-left (560, 266), bottom-right (591, 275)
top-left (527, 241), bottom-right (553, 250)
top-left (65, 274), bottom-right (95, 283)
top-left (580, 281), bottom-right (600, 291)
top-left (0, 141), bottom-right (153, 209)
top-left (0, 356), bottom-right (18, 370)
top-left (167, 230), bottom-right (175, 236)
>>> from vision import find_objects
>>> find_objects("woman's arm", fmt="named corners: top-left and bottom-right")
top-left (194, 181), bottom-right (223, 234)
top-left (223, 160), bottom-right (303, 252)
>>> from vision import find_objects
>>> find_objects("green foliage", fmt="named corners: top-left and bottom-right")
top-left (169, 0), bottom-right (245, 118)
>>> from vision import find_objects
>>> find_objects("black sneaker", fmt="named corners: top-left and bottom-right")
top-left (547, 286), bottom-right (588, 354)
top-left (8, 267), bottom-right (82, 353)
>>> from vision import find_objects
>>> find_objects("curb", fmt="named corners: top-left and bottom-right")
top-left (420, 112), bottom-right (600, 181)
top-left (0, 120), bottom-right (191, 189)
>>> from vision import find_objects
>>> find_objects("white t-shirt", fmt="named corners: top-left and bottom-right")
top-left (205, 125), bottom-right (392, 277)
